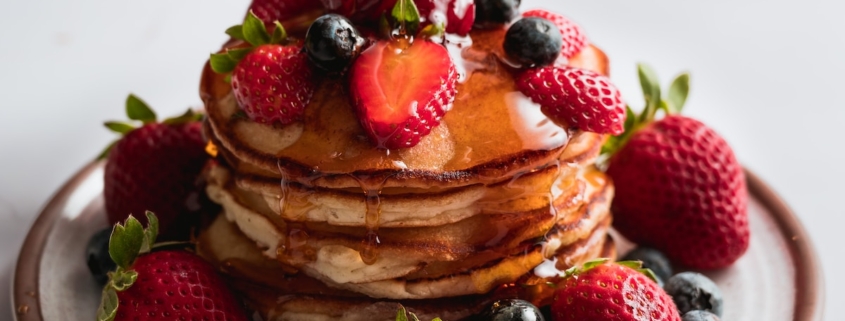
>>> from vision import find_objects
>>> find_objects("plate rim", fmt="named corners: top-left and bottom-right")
top-left (10, 162), bottom-right (825, 321)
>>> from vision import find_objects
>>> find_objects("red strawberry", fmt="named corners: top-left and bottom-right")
top-left (349, 39), bottom-right (457, 149)
top-left (97, 213), bottom-right (247, 321)
top-left (516, 66), bottom-right (626, 134)
top-left (211, 12), bottom-right (316, 125)
top-left (523, 9), bottom-right (587, 59)
top-left (250, 0), bottom-right (323, 25)
top-left (103, 95), bottom-right (208, 239)
top-left (604, 64), bottom-right (749, 269)
top-left (551, 260), bottom-right (681, 321)
top-left (416, 0), bottom-right (476, 35)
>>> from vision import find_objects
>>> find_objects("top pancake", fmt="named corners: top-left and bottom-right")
top-left (202, 28), bottom-right (610, 189)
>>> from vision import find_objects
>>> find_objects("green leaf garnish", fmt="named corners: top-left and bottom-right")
top-left (125, 94), bottom-right (156, 124)
top-left (96, 287), bottom-right (118, 321)
top-left (108, 216), bottom-right (144, 269)
top-left (243, 10), bottom-right (270, 46)
top-left (210, 52), bottom-right (237, 73)
top-left (667, 72), bottom-right (690, 113)
top-left (225, 25), bottom-right (245, 41)
top-left (103, 121), bottom-right (135, 134)
top-left (391, 0), bottom-right (421, 36)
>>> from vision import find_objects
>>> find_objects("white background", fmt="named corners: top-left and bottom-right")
top-left (0, 0), bottom-right (841, 319)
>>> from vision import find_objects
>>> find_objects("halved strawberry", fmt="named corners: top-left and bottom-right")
top-left (349, 39), bottom-right (457, 149)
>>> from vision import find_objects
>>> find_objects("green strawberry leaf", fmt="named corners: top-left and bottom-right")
top-left (396, 306), bottom-right (409, 321)
top-left (110, 269), bottom-right (138, 291)
top-left (616, 260), bottom-right (644, 270)
top-left (409, 312), bottom-right (421, 321)
top-left (210, 52), bottom-right (237, 74)
top-left (162, 109), bottom-right (203, 125)
top-left (638, 268), bottom-right (660, 284)
top-left (125, 94), bottom-right (157, 124)
top-left (103, 121), bottom-right (135, 135)
top-left (139, 211), bottom-right (159, 254)
top-left (108, 216), bottom-right (144, 269)
top-left (667, 72), bottom-right (690, 113)
top-left (392, 0), bottom-right (421, 35)
top-left (226, 25), bottom-right (246, 41)
top-left (227, 47), bottom-right (253, 63)
top-left (96, 140), bottom-right (118, 160)
top-left (243, 10), bottom-right (270, 46)
top-left (96, 287), bottom-right (118, 321)
top-left (419, 23), bottom-right (445, 38)
top-left (637, 63), bottom-right (661, 123)
top-left (582, 258), bottom-right (610, 271)
top-left (270, 21), bottom-right (288, 45)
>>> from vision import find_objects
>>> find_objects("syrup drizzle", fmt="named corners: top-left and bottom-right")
top-left (352, 172), bottom-right (393, 265)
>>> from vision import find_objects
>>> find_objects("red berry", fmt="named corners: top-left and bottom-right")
top-left (523, 9), bottom-right (587, 59)
top-left (349, 40), bottom-right (457, 149)
top-left (114, 250), bottom-right (247, 321)
top-left (104, 122), bottom-right (207, 238)
top-left (250, 0), bottom-right (323, 24)
top-left (416, 0), bottom-right (476, 35)
top-left (606, 115), bottom-right (749, 269)
top-left (516, 66), bottom-right (626, 134)
top-left (231, 44), bottom-right (315, 125)
top-left (551, 262), bottom-right (681, 321)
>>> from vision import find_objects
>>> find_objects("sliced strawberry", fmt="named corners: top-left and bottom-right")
top-left (349, 40), bottom-right (457, 149)
top-left (517, 66), bottom-right (626, 135)
top-left (523, 9), bottom-right (587, 59)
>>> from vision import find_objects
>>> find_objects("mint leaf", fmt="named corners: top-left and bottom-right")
top-left (391, 0), bottom-right (420, 35)
top-left (96, 287), bottom-right (118, 321)
top-left (125, 94), bottom-right (156, 124)
top-left (270, 21), bottom-right (288, 44)
top-left (667, 72), bottom-right (690, 113)
top-left (210, 53), bottom-right (237, 73)
top-left (226, 25), bottom-right (245, 41)
top-left (108, 216), bottom-right (144, 269)
top-left (103, 121), bottom-right (135, 134)
top-left (243, 10), bottom-right (270, 46)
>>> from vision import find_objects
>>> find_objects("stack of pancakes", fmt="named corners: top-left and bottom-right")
top-left (198, 29), bottom-right (616, 320)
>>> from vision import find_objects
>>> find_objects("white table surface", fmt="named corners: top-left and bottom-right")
top-left (0, 0), bottom-right (840, 319)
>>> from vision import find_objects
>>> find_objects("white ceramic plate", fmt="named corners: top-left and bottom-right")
top-left (11, 161), bottom-right (824, 321)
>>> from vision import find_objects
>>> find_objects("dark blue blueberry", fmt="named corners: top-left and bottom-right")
top-left (86, 227), bottom-right (115, 285)
top-left (477, 299), bottom-right (545, 321)
top-left (682, 310), bottom-right (722, 321)
top-left (305, 14), bottom-right (366, 72)
top-left (503, 17), bottom-right (561, 67)
top-left (621, 247), bottom-right (673, 285)
top-left (474, 0), bottom-right (521, 29)
top-left (665, 272), bottom-right (724, 317)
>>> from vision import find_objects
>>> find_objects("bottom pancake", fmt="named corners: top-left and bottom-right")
top-left (197, 214), bottom-right (616, 321)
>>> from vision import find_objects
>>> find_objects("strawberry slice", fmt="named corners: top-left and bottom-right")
top-left (349, 40), bottom-right (457, 149)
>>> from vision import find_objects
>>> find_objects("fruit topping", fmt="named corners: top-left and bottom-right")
top-left (522, 9), bottom-right (587, 60)
top-left (665, 272), bottom-right (724, 317)
top-left (86, 227), bottom-right (116, 285)
top-left (503, 17), bottom-right (562, 67)
top-left (305, 14), bottom-right (367, 72)
top-left (621, 246), bottom-right (674, 286)
top-left (416, 0), bottom-right (476, 36)
top-left (250, 0), bottom-right (323, 25)
top-left (681, 311), bottom-right (722, 321)
top-left (474, 0), bottom-right (520, 28)
top-left (96, 213), bottom-right (248, 321)
top-left (604, 64), bottom-right (749, 270)
top-left (516, 66), bottom-right (626, 134)
top-left (211, 12), bottom-right (316, 125)
top-left (479, 299), bottom-right (545, 321)
top-left (350, 39), bottom-right (457, 149)
top-left (101, 95), bottom-right (207, 240)
top-left (395, 305), bottom-right (443, 321)
top-left (551, 259), bottom-right (681, 321)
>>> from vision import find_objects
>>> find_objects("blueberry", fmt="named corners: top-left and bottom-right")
top-left (503, 17), bottom-right (561, 67)
top-left (665, 272), bottom-right (724, 317)
top-left (477, 299), bottom-right (545, 321)
top-left (682, 310), bottom-right (722, 321)
top-left (305, 14), bottom-right (367, 72)
top-left (621, 247), bottom-right (673, 285)
top-left (86, 227), bottom-right (115, 285)
top-left (474, 0), bottom-right (521, 29)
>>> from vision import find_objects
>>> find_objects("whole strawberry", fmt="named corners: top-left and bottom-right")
top-left (522, 9), bottom-right (587, 60)
top-left (97, 213), bottom-right (247, 321)
top-left (250, 0), bottom-right (323, 25)
top-left (604, 64), bottom-right (749, 269)
top-left (102, 95), bottom-right (208, 239)
top-left (211, 12), bottom-right (315, 125)
top-left (551, 259), bottom-right (681, 321)
top-left (517, 66), bottom-right (626, 135)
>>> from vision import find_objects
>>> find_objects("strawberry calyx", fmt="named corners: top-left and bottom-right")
top-left (210, 11), bottom-right (291, 74)
top-left (395, 305), bottom-right (442, 321)
top-left (96, 212), bottom-right (159, 321)
top-left (98, 94), bottom-right (203, 159)
top-left (559, 258), bottom-right (660, 284)
top-left (600, 63), bottom-right (690, 157)
top-left (378, 0), bottom-right (444, 41)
